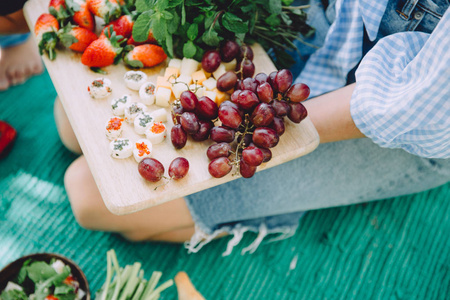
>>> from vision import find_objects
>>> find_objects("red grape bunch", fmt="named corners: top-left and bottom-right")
top-left (138, 157), bottom-right (190, 186)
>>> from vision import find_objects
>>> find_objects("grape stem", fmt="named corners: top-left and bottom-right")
top-left (154, 176), bottom-right (170, 190)
top-left (232, 114), bottom-right (252, 176)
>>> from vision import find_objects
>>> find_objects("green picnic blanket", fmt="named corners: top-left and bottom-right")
top-left (0, 70), bottom-right (449, 299)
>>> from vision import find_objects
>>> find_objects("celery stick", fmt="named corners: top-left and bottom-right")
top-left (146, 280), bottom-right (174, 299)
top-left (110, 252), bottom-right (123, 300)
top-left (100, 251), bottom-right (112, 300)
top-left (130, 280), bottom-right (146, 300)
top-left (118, 262), bottom-right (142, 300)
top-left (141, 271), bottom-right (162, 298)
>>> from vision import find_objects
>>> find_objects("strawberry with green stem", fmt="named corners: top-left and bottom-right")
top-left (81, 26), bottom-right (125, 67)
top-left (34, 13), bottom-right (60, 60)
top-left (72, 0), bottom-right (96, 32)
top-left (87, 0), bottom-right (122, 23)
top-left (124, 44), bottom-right (167, 68)
top-left (100, 14), bottom-right (133, 40)
top-left (59, 24), bottom-right (98, 53)
top-left (48, 0), bottom-right (72, 23)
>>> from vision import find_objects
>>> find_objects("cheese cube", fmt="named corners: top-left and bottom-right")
top-left (164, 67), bottom-right (180, 79)
top-left (190, 84), bottom-right (205, 98)
top-left (191, 70), bottom-right (207, 85)
top-left (155, 87), bottom-right (172, 107)
top-left (172, 82), bottom-right (189, 98)
top-left (150, 108), bottom-right (168, 123)
top-left (223, 59), bottom-right (237, 71)
top-left (214, 89), bottom-right (229, 106)
top-left (212, 64), bottom-right (226, 80)
top-left (180, 57), bottom-right (199, 75)
top-left (156, 76), bottom-right (172, 89)
top-left (168, 58), bottom-right (182, 69)
top-left (204, 91), bottom-right (217, 102)
top-left (177, 74), bottom-right (192, 85)
top-left (202, 77), bottom-right (217, 91)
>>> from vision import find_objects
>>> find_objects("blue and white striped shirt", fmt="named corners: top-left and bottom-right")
top-left (296, 0), bottom-right (450, 158)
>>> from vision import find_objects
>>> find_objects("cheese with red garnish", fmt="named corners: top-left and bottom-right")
top-left (105, 117), bottom-right (124, 140)
top-left (133, 138), bottom-right (153, 162)
top-left (88, 77), bottom-right (112, 99)
top-left (145, 121), bottom-right (167, 145)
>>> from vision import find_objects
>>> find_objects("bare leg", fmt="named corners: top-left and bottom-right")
top-left (0, 36), bottom-right (43, 90)
top-left (54, 97), bottom-right (82, 154)
top-left (64, 156), bottom-right (195, 242)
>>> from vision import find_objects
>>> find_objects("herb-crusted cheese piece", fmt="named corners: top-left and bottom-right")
top-left (110, 138), bottom-right (133, 159)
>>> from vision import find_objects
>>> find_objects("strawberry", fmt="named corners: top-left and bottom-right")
top-left (59, 25), bottom-right (98, 52)
top-left (0, 121), bottom-right (17, 159)
top-left (86, 0), bottom-right (122, 23)
top-left (72, 0), bottom-right (96, 32)
top-left (127, 29), bottom-right (157, 46)
top-left (101, 15), bottom-right (133, 39)
top-left (34, 13), bottom-right (60, 60)
top-left (124, 44), bottom-right (167, 68)
top-left (48, 0), bottom-right (71, 22)
top-left (81, 27), bottom-right (124, 67)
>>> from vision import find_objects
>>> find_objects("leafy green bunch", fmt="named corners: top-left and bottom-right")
top-left (132, 0), bottom-right (314, 69)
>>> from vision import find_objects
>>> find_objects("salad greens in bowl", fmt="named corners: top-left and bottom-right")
top-left (0, 253), bottom-right (89, 300)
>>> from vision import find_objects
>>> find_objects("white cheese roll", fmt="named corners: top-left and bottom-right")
top-left (105, 117), bottom-right (124, 140)
top-left (111, 94), bottom-right (132, 116)
top-left (145, 121), bottom-right (167, 145)
top-left (134, 112), bottom-right (154, 135)
top-left (88, 77), bottom-right (112, 99)
top-left (139, 82), bottom-right (156, 105)
top-left (133, 138), bottom-right (153, 162)
top-left (110, 138), bottom-right (132, 159)
top-left (125, 102), bottom-right (147, 124)
top-left (124, 71), bottom-right (148, 91)
top-left (150, 108), bottom-right (168, 123)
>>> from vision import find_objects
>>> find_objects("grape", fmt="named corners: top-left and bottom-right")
top-left (240, 78), bottom-right (258, 93)
top-left (288, 102), bottom-right (308, 123)
top-left (196, 96), bottom-right (219, 120)
top-left (208, 157), bottom-right (232, 178)
top-left (238, 45), bottom-right (254, 61)
top-left (171, 124), bottom-right (188, 149)
top-left (236, 90), bottom-right (259, 110)
top-left (168, 157), bottom-right (189, 180)
top-left (172, 103), bottom-right (185, 124)
top-left (270, 116), bottom-right (285, 136)
top-left (251, 103), bottom-right (275, 127)
top-left (207, 142), bottom-right (232, 160)
top-left (231, 90), bottom-right (240, 103)
top-left (267, 71), bottom-right (277, 87)
top-left (220, 40), bottom-right (239, 62)
top-left (272, 99), bottom-right (291, 117)
top-left (239, 160), bottom-right (257, 178)
top-left (273, 69), bottom-right (293, 94)
top-left (210, 126), bottom-right (235, 143)
top-left (254, 73), bottom-right (268, 85)
top-left (242, 146), bottom-right (264, 166)
top-left (191, 120), bottom-right (214, 141)
top-left (256, 82), bottom-right (274, 103)
top-left (252, 127), bottom-right (279, 148)
top-left (180, 91), bottom-right (198, 111)
top-left (285, 83), bottom-right (310, 102)
top-left (217, 71), bottom-right (238, 92)
top-left (138, 158), bottom-right (165, 182)
top-left (180, 112), bottom-right (200, 135)
top-left (236, 58), bottom-right (255, 79)
top-left (260, 147), bottom-right (272, 162)
top-left (202, 50), bottom-right (221, 73)
top-left (219, 104), bottom-right (242, 130)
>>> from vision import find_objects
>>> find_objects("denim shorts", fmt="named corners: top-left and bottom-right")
top-left (0, 33), bottom-right (30, 48)
top-left (184, 0), bottom-right (450, 255)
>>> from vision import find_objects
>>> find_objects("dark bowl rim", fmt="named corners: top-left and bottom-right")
top-left (0, 252), bottom-right (90, 300)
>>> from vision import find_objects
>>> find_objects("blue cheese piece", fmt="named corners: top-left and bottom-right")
top-left (124, 70), bottom-right (148, 90)
top-left (105, 117), bottom-right (124, 140)
top-left (133, 138), bottom-right (153, 162)
top-left (88, 77), bottom-right (112, 99)
top-left (125, 102), bottom-right (147, 124)
top-left (111, 94), bottom-right (132, 116)
top-left (110, 138), bottom-right (132, 159)
top-left (134, 112), bottom-right (154, 135)
top-left (145, 121), bottom-right (167, 145)
top-left (139, 82), bottom-right (156, 105)
top-left (150, 108), bottom-right (168, 123)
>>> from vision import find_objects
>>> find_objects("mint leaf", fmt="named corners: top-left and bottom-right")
top-left (0, 289), bottom-right (28, 300)
top-left (265, 14), bottom-right (281, 27)
top-left (165, 34), bottom-right (174, 57)
top-left (152, 14), bottom-right (168, 41)
top-left (222, 12), bottom-right (248, 34)
top-left (168, 0), bottom-right (183, 8)
top-left (187, 23), bottom-right (198, 40)
top-left (167, 10), bottom-right (180, 34)
top-left (26, 261), bottom-right (57, 283)
top-left (161, 10), bottom-right (173, 19)
top-left (132, 11), bottom-right (152, 42)
top-left (135, 0), bottom-right (154, 12)
top-left (269, 0), bottom-right (282, 14)
top-left (202, 28), bottom-right (221, 46)
top-left (156, 0), bottom-right (169, 10)
top-left (183, 40), bottom-right (196, 58)
top-left (54, 285), bottom-right (75, 295)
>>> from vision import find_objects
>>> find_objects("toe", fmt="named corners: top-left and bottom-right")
top-left (0, 76), bottom-right (10, 91)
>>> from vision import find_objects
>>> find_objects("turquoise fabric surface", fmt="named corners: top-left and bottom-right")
top-left (0, 70), bottom-right (449, 299)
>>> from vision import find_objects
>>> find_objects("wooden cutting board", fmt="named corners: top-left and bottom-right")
top-left (24, 0), bottom-right (320, 215)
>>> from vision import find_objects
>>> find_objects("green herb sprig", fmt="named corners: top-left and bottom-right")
top-left (132, 0), bottom-right (314, 69)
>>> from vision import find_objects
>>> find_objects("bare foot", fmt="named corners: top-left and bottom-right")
top-left (0, 36), bottom-right (43, 91)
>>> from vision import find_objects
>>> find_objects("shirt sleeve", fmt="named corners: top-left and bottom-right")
top-left (350, 10), bottom-right (450, 159)
top-left (0, 1), bottom-right (28, 16)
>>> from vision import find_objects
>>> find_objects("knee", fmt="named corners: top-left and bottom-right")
top-left (54, 97), bottom-right (82, 155)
